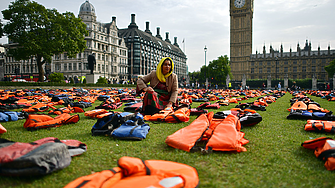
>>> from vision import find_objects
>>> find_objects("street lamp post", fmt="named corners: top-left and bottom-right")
top-left (204, 45), bottom-right (208, 89)
top-left (275, 56), bottom-right (278, 79)
top-left (103, 50), bottom-right (106, 78)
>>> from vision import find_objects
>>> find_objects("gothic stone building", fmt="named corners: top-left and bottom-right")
top-left (249, 41), bottom-right (335, 80)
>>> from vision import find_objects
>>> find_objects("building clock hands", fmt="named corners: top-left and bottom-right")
top-left (234, 0), bottom-right (245, 8)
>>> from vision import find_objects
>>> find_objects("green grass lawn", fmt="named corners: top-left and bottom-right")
top-left (1, 92), bottom-right (335, 188)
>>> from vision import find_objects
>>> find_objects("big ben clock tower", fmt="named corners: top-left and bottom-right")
top-left (230, 0), bottom-right (254, 80)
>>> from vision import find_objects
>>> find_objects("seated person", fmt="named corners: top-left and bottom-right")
top-left (137, 57), bottom-right (178, 115)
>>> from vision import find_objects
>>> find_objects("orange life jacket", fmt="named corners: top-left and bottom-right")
top-left (22, 102), bottom-right (49, 113)
top-left (0, 123), bottom-right (6, 134)
top-left (287, 101), bottom-right (308, 111)
top-left (163, 107), bottom-right (191, 123)
top-left (64, 156), bottom-right (199, 188)
top-left (165, 112), bottom-right (248, 153)
top-left (302, 137), bottom-right (335, 171)
top-left (23, 113), bottom-right (80, 131)
top-left (48, 105), bottom-right (84, 115)
top-left (84, 109), bottom-right (108, 118)
top-left (307, 104), bottom-right (330, 113)
top-left (304, 120), bottom-right (335, 133)
top-left (143, 107), bottom-right (174, 121)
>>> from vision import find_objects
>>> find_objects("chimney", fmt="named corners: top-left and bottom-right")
top-left (156, 27), bottom-right (162, 39)
top-left (128, 14), bottom-right (138, 29)
top-left (173, 37), bottom-right (179, 47)
top-left (165, 32), bottom-right (171, 43)
top-left (112, 16), bottom-right (116, 23)
top-left (145, 21), bottom-right (152, 35)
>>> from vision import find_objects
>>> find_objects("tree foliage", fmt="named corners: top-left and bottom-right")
top-left (1, 0), bottom-right (88, 82)
top-left (189, 55), bottom-right (232, 86)
top-left (48, 72), bottom-right (64, 83)
top-left (97, 77), bottom-right (107, 84)
top-left (324, 59), bottom-right (335, 78)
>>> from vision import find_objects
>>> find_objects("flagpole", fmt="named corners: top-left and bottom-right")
top-left (183, 38), bottom-right (185, 53)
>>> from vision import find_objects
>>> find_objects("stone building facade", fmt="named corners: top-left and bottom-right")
top-left (118, 14), bottom-right (187, 83)
top-left (249, 40), bottom-right (335, 80)
top-left (52, 0), bottom-right (128, 83)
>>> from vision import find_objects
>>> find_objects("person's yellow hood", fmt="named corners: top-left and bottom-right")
top-left (156, 57), bottom-right (174, 83)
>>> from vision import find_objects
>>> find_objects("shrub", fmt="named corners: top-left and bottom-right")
top-left (48, 72), bottom-right (64, 83)
top-left (97, 77), bottom-right (107, 84)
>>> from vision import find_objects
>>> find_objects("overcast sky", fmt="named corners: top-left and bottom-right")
top-left (1, 0), bottom-right (334, 72)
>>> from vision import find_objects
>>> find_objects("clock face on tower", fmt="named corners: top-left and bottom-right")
top-left (234, 0), bottom-right (245, 8)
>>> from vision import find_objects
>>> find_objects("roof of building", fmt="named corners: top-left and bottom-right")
top-left (79, 0), bottom-right (95, 14)
top-left (118, 18), bottom-right (186, 58)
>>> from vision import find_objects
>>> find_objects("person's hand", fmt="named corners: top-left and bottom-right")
top-left (144, 87), bottom-right (154, 92)
top-left (166, 101), bottom-right (173, 107)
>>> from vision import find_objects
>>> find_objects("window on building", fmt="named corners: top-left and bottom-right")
top-left (68, 63), bottom-right (72, 71)
top-left (64, 63), bottom-right (67, 71)
top-left (251, 68), bottom-right (254, 73)
top-left (302, 60), bottom-right (306, 65)
top-left (98, 64), bottom-right (100, 72)
top-left (312, 59), bottom-right (316, 65)
top-left (284, 67), bottom-right (288, 73)
top-left (284, 61), bottom-right (288, 65)
top-left (312, 66), bottom-right (316, 72)
top-left (73, 63), bottom-right (77, 71)
top-left (267, 61), bottom-right (271, 66)
top-left (267, 67), bottom-right (271, 73)
top-left (78, 63), bottom-right (82, 71)
top-left (259, 68), bottom-right (262, 73)
top-left (293, 67), bottom-right (297, 72)
top-left (302, 66), bottom-right (306, 72)
top-left (293, 75), bottom-right (297, 79)
top-left (293, 61), bottom-right (297, 65)
top-left (251, 62), bottom-right (254, 66)
top-left (259, 61), bottom-right (262, 66)
top-left (56, 63), bottom-right (60, 71)
top-left (276, 67), bottom-right (279, 73)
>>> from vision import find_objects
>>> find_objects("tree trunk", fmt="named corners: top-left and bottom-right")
top-left (36, 55), bottom-right (45, 82)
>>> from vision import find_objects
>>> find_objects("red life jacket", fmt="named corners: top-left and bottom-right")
top-left (64, 156), bottom-right (199, 188)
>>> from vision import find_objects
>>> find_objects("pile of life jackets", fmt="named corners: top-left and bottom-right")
top-left (165, 111), bottom-right (249, 153)
top-left (286, 93), bottom-right (335, 133)
top-left (0, 137), bottom-right (87, 176)
top-left (64, 156), bottom-right (199, 188)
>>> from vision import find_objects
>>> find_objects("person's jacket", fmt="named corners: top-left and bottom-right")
top-left (137, 70), bottom-right (178, 103)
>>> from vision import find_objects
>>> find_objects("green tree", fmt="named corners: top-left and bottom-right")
top-left (2, 0), bottom-right (88, 82)
top-left (97, 77), bottom-right (107, 84)
top-left (48, 72), bottom-right (64, 82)
top-left (324, 59), bottom-right (335, 78)
top-left (207, 55), bottom-right (232, 85)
